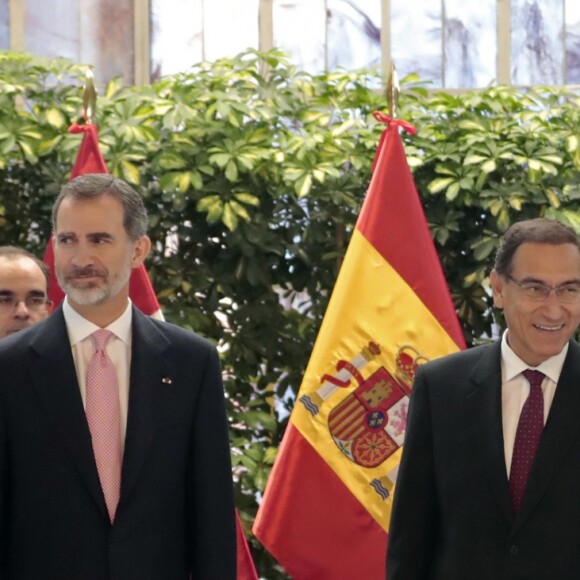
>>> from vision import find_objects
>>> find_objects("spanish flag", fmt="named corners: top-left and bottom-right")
top-left (253, 114), bottom-right (466, 579)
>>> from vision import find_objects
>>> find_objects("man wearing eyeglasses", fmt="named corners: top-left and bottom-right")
top-left (387, 218), bottom-right (580, 580)
top-left (0, 246), bottom-right (52, 339)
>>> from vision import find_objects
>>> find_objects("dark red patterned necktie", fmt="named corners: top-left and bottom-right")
top-left (509, 369), bottom-right (545, 513)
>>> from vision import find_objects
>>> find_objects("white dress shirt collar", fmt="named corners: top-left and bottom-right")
top-left (62, 296), bottom-right (133, 346)
top-left (500, 329), bottom-right (568, 384)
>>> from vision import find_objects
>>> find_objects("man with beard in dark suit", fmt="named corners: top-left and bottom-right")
top-left (0, 174), bottom-right (236, 579)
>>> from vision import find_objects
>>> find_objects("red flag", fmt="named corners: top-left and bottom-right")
top-left (236, 511), bottom-right (259, 580)
top-left (43, 122), bottom-right (162, 318)
top-left (253, 116), bottom-right (465, 578)
top-left (46, 120), bottom-right (258, 578)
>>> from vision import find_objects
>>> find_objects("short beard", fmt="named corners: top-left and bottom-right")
top-left (57, 257), bottom-right (133, 307)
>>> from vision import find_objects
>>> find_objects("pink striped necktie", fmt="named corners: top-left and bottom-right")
top-left (509, 369), bottom-right (545, 513)
top-left (86, 329), bottom-right (122, 523)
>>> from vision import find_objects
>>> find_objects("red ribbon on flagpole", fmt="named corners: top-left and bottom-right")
top-left (371, 111), bottom-right (417, 172)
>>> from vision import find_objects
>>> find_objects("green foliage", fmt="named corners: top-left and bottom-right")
top-left (0, 50), bottom-right (578, 578)
top-left (399, 81), bottom-right (580, 342)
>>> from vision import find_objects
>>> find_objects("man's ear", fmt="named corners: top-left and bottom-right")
top-left (131, 235), bottom-right (151, 268)
top-left (489, 269), bottom-right (505, 309)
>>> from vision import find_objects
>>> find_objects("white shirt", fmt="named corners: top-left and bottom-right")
top-left (500, 330), bottom-right (567, 477)
top-left (62, 297), bottom-right (132, 444)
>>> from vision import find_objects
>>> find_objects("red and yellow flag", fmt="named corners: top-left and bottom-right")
top-left (253, 115), bottom-right (466, 579)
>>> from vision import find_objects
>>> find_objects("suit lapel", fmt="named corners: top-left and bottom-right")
top-left (468, 342), bottom-right (514, 524)
top-left (28, 309), bottom-right (108, 518)
top-left (513, 341), bottom-right (580, 530)
top-left (119, 308), bottom-right (172, 507)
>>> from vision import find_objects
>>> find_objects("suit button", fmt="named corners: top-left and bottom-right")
top-left (510, 544), bottom-right (519, 556)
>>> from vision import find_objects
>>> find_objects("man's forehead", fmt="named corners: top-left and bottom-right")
top-left (512, 242), bottom-right (580, 275)
top-left (54, 195), bottom-right (131, 242)
top-left (0, 257), bottom-right (48, 290)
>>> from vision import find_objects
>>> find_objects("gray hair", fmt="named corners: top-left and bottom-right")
top-left (52, 174), bottom-right (148, 240)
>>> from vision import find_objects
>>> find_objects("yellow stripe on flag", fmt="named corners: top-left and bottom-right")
top-left (292, 229), bottom-right (460, 529)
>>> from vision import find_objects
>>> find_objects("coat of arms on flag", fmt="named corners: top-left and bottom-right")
top-left (301, 342), bottom-right (427, 468)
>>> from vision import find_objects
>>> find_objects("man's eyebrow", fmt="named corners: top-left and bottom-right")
top-left (521, 276), bottom-right (580, 285)
top-left (26, 290), bottom-right (48, 297)
top-left (0, 290), bottom-right (47, 298)
top-left (88, 232), bottom-right (114, 239)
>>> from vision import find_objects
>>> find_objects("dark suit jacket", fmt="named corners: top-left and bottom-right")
top-left (387, 340), bottom-right (580, 580)
top-left (0, 306), bottom-right (236, 579)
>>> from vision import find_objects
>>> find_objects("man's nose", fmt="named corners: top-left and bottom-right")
top-left (70, 244), bottom-right (95, 267)
top-left (13, 300), bottom-right (31, 319)
top-left (542, 289), bottom-right (565, 316)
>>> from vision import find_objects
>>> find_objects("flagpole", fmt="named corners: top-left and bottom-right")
top-left (386, 62), bottom-right (399, 119)
top-left (82, 67), bottom-right (97, 125)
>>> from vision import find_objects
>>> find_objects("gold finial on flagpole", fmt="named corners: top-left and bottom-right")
top-left (82, 67), bottom-right (97, 124)
top-left (386, 62), bottom-right (399, 118)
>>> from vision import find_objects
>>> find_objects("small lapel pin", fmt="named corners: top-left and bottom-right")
top-left (161, 377), bottom-right (173, 385)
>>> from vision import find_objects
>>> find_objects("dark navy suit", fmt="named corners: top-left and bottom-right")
top-left (0, 306), bottom-right (236, 579)
top-left (387, 340), bottom-right (580, 580)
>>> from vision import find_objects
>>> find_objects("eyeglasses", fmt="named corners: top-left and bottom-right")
top-left (0, 294), bottom-right (51, 312)
top-left (506, 274), bottom-right (580, 303)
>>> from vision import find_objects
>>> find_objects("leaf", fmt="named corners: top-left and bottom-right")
top-left (544, 188), bottom-right (561, 208)
top-left (463, 154), bottom-right (488, 165)
top-left (497, 207), bottom-right (510, 231)
top-left (481, 159), bottom-right (496, 173)
top-left (566, 135), bottom-right (578, 153)
top-left (263, 446), bottom-right (278, 465)
top-left (0, 135), bottom-right (16, 154)
top-left (458, 119), bottom-right (486, 131)
top-left (225, 159), bottom-right (238, 182)
top-left (196, 195), bottom-right (221, 212)
top-left (38, 135), bottom-right (63, 156)
top-left (19, 140), bottom-right (38, 164)
top-left (190, 171), bottom-right (203, 190)
top-left (234, 192), bottom-right (260, 206)
top-left (296, 173), bottom-right (312, 198)
top-left (229, 200), bottom-right (250, 221)
top-left (46, 107), bottom-right (66, 128)
top-left (106, 77), bottom-right (124, 98)
top-left (446, 182), bottom-right (461, 201)
top-left (119, 160), bottom-right (141, 184)
top-left (428, 177), bottom-right (454, 194)
top-left (472, 237), bottom-right (496, 260)
top-left (159, 172), bottom-right (180, 191)
top-left (223, 202), bottom-right (239, 231)
top-left (209, 152), bottom-right (231, 168)
top-left (156, 152), bottom-right (187, 170)
top-left (177, 172), bottom-right (190, 193)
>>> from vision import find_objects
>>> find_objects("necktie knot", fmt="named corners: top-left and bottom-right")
top-left (91, 329), bottom-right (114, 353)
top-left (522, 369), bottom-right (545, 389)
